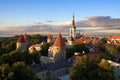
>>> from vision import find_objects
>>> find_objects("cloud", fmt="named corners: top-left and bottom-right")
top-left (37, 22), bottom-right (42, 24)
top-left (45, 20), bottom-right (53, 22)
top-left (1, 16), bottom-right (120, 36)
top-left (0, 23), bottom-right (70, 35)
top-left (74, 16), bottom-right (120, 27)
top-left (84, 16), bottom-right (120, 27)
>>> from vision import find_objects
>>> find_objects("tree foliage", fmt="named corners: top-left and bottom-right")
top-left (0, 50), bottom-right (41, 65)
top-left (0, 62), bottom-right (35, 80)
top-left (69, 56), bottom-right (115, 80)
top-left (40, 42), bottom-right (50, 56)
top-left (66, 44), bottom-right (90, 59)
top-left (100, 38), bottom-right (107, 44)
top-left (30, 52), bottom-right (41, 65)
top-left (96, 44), bottom-right (117, 61)
top-left (0, 36), bottom-right (17, 55)
top-left (0, 34), bottom-right (47, 55)
top-left (0, 50), bottom-right (32, 65)
top-left (28, 34), bottom-right (47, 45)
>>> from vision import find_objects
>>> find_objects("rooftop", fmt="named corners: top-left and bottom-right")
top-left (53, 33), bottom-right (66, 47)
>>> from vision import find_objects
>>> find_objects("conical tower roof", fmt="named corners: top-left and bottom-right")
top-left (72, 13), bottom-right (76, 28)
top-left (48, 34), bottom-right (53, 39)
top-left (53, 33), bottom-right (65, 47)
top-left (23, 33), bottom-right (27, 42)
top-left (17, 35), bottom-right (25, 42)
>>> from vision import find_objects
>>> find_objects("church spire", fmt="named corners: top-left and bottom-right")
top-left (70, 12), bottom-right (76, 39)
top-left (72, 12), bottom-right (75, 28)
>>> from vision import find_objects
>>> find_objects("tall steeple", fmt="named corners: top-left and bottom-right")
top-left (70, 12), bottom-right (76, 39)
top-left (72, 12), bottom-right (75, 28)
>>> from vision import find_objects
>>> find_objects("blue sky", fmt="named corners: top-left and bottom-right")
top-left (0, 0), bottom-right (120, 27)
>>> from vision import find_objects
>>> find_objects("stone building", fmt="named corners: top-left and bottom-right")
top-left (40, 33), bottom-right (66, 64)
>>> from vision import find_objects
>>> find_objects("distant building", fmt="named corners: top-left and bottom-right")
top-left (16, 33), bottom-right (28, 50)
top-left (40, 33), bottom-right (66, 64)
top-left (107, 36), bottom-right (120, 45)
top-left (111, 36), bottom-right (120, 40)
top-left (30, 59), bottom-right (73, 80)
top-left (107, 60), bottom-right (120, 80)
top-left (29, 45), bottom-right (36, 53)
top-left (67, 36), bottom-right (74, 45)
top-left (30, 33), bottom-right (74, 80)
top-left (47, 34), bottom-right (54, 44)
top-left (74, 36), bottom-right (99, 45)
top-left (50, 33), bottom-right (66, 61)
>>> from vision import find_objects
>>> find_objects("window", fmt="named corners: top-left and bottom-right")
top-left (42, 73), bottom-right (44, 77)
top-left (46, 72), bottom-right (50, 76)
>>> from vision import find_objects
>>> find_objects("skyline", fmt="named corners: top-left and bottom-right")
top-left (0, 0), bottom-right (120, 36)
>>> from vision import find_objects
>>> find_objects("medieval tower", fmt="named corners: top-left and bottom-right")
top-left (16, 33), bottom-right (27, 50)
top-left (49, 33), bottom-right (66, 61)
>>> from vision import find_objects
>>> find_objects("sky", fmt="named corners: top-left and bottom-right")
top-left (0, 0), bottom-right (120, 27)
top-left (0, 0), bottom-right (120, 36)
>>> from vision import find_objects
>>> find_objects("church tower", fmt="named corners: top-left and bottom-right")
top-left (70, 13), bottom-right (76, 39)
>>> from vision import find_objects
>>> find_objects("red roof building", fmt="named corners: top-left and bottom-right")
top-left (112, 36), bottom-right (120, 40)
top-left (23, 33), bottom-right (28, 42)
top-left (53, 33), bottom-right (66, 47)
top-left (74, 38), bottom-right (84, 44)
top-left (48, 34), bottom-right (53, 39)
top-left (17, 35), bottom-right (25, 42)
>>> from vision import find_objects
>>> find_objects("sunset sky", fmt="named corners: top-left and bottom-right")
top-left (0, 0), bottom-right (120, 36)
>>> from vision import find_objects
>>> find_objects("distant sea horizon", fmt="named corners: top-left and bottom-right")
top-left (1, 33), bottom-right (120, 38)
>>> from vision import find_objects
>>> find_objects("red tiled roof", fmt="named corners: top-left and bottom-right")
top-left (17, 35), bottom-right (25, 42)
top-left (24, 33), bottom-right (27, 42)
top-left (112, 36), bottom-right (120, 39)
top-left (87, 53), bottom-right (100, 57)
top-left (53, 33), bottom-right (65, 47)
top-left (48, 34), bottom-right (53, 39)
top-left (30, 45), bottom-right (36, 51)
top-left (74, 38), bottom-right (84, 44)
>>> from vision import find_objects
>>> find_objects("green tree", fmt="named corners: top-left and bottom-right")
top-left (66, 44), bottom-right (90, 59)
top-left (66, 47), bottom-right (74, 59)
top-left (96, 43), bottom-right (106, 53)
top-left (40, 42), bottom-right (50, 56)
top-left (0, 64), bottom-right (11, 80)
top-left (30, 52), bottom-right (41, 65)
top-left (105, 45), bottom-right (117, 56)
top-left (0, 50), bottom-right (32, 65)
top-left (97, 44), bottom-right (117, 61)
top-left (100, 38), bottom-right (107, 44)
top-left (0, 36), bottom-right (17, 55)
top-left (0, 62), bottom-right (35, 80)
top-left (117, 46), bottom-right (120, 52)
top-left (28, 34), bottom-right (47, 45)
top-left (11, 62), bottom-right (35, 80)
top-left (69, 56), bottom-right (115, 80)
